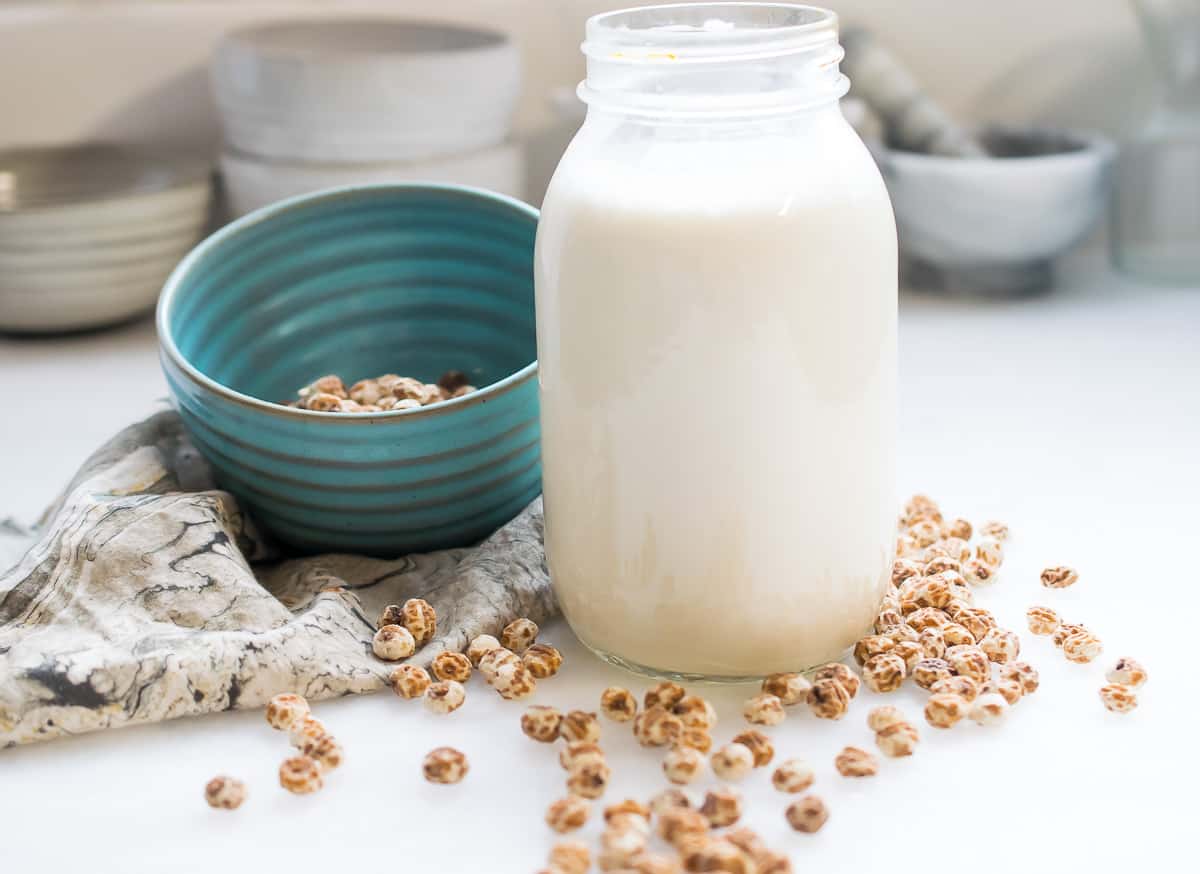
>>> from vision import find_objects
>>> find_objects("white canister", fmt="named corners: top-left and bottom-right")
top-left (534, 3), bottom-right (898, 679)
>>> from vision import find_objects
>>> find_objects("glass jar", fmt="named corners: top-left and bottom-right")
top-left (534, 3), bottom-right (897, 680)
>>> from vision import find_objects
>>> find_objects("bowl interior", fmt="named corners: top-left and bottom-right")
top-left (162, 184), bottom-right (536, 408)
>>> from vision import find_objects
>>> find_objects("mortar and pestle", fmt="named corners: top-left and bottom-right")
top-left (843, 29), bottom-right (1115, 296)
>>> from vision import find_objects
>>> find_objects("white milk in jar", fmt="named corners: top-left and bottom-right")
top-left (534, 3), bottom-right (897, 679)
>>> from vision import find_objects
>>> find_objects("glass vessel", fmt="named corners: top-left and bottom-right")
top-left (534, 3), bottom-right (897, 680)
top-left (1112, 0), bottom-right (1200, 281)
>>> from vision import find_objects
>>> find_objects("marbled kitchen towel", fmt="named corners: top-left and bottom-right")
top-left (0, 410), bottom-right (553, 748)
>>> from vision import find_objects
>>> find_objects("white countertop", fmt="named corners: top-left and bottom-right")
top-left (1, 252), bottom-right (1196, 873)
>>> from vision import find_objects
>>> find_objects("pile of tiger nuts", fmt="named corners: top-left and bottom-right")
top-left (535, 679), bottom-right (803, 873)
top-left (287, 370), bottom-right (477, 413)
top-left (202, 491), bottom-right (1145, 874)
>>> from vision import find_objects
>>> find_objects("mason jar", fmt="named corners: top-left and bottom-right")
top-left (534, 3), bottom-right (897, 680)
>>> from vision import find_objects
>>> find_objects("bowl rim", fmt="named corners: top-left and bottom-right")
top-left (156, 182), bottom-right (539, 425)
top-left (871, 125), bottom-right (1116, 170)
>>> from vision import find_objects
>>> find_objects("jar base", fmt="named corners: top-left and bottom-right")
top-left (580, 639), bottom-right (842, 686)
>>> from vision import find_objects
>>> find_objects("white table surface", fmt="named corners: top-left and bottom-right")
top-left (1, 251), bottom-right (1196, 873)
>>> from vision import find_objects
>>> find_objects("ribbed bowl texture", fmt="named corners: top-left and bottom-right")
top-left (157, 184), bottom-right (540, 555)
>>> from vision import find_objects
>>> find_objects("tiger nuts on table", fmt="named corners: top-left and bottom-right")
top-left (912, 657), bottom-right (954, 690)
top-left (1099, 683), bottom-right (1138, 714)
top-left (771, 759), bottom-right (815, 793)
top-left (806, 678), bottom-right (851, 720)
top-left (390, 663), bottom-right (431, 699)
top-left (648, 788), bottom-right (692, 818)
top-left (400, 598), bottom-right (437, 646)
top-left (979, 628), bottom-right (1021, 664)
top-left (941, 623), bottom-right (975, 648)
top-left (979, 520), bottom-right (1010, 541)
top-left (906, 607), bottom-right (951, 631)
top-left (676, 727), bottom-right (713, 754)
top-left (1000, 661), bottom-right (1039, 695)
top-left (1062, 630), bottom-right (1103, 664)
top-left (645, 681), bottom-right (687, 711)
top-left (730, 729), bottom-right (775, 768)
top-left (561, 710), bottom-right (602, 744)
top-left (812, 662), bottom-right (861, 697)
top-left (834, 746), bottom-right (879, 777)
top-left (546, 796), bottom-right (591, 833)
top-left (478, 646), bottom-right (520, 681)
top-left (892, 640), bottom-right (924, 673)
top-left (633, 706), bottom-right (683, 747)
top-left (919, 628), bottom-right (947, 659)
top-left (204, 776), bottom-right (246, 810)
top-left (521, 705), bottom-right (563, 743)
top-left (600, 686), bottom-right (639, 722)
top-left (372, 625), bottom-right (416, 660)
top-left (908, 518), bottom-right (941, 547)
top-left (963, 557), bottom-right (997, 586)
top-left (663, 745), bottom-right (707, 785)
top-left (566, 759), bottom-right (611, 799)
top-left (430, 650), bottom-right (472, 683)
top-left (862, 653), bottom-right (907, 693)
top-left (762, 672), bottom-right (811, 705)
top-left (930, 675), bottom-right (980, 702)
top-left (466, 634), bottom-right (502, 666)
top-left (892, 558), bottom-right (923, 587)
top-left (1053, 623), bottom-right (1089, 648)
top-left (711, 743), bottom-right (755, 782)
top-left (924, 693), bottom-right (968, 729)
top-left (699, 788), bottom-right (743, 827)
top-left (673, 694), bottom-right (717, 729)
top-left (300, 733), bottom-right (344, 772)
top-left (491, 661), bottom-right (538, 700)
top-left (265, 693), bottom-right (309, 731)
top-left (974, 538), bottom-right (1004, 567)
top-left (523, 643), bottom-right (563, 678)
top-left (946, 645), bottom-right (991, 684)
top-left (785, 795), bottom-right (829, 833)
top-left (598, 823), bottom-right (648, 870)
top-left (967, 692), bottom-right (1009, 725)
top-left (500, 617), bottom-right (539, 653)
top-left (423, 746), bottom-right (469, 784)
top-left (548, 841), bottom-right (591, 874)
top-left (875, 721), bottom-right (920, 757)
top-left (424, 680), bottom-right (466, 714)
top-left (288, 714), bottom-right (328, 749)
top-left (867, 705), bottom-right (906, 733)
top-left (981, 678), bottom-right (1024, 706)
top-left (743, 693), bottom-right (786, 726)
top-left (279, 755), bottom-right (324, 794)
top-left (559, 741), bottom-right (606, 772)
top-left (853, 635), bottom-right (896, 665)
top-left (1040, 566), bottom-right (1079, 589)
top-left (657, 808), bottom-right (710, 846)
top-left (1106, 657), bottom-right (1148, 688)
top-left (1026, 606), bottom-right (1061, 636)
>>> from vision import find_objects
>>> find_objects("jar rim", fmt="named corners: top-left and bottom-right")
top-left (583, 2), bottom-right (839, 65)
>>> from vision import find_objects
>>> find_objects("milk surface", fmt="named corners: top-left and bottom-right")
top-left (534, 108), bottom-right (897, 677)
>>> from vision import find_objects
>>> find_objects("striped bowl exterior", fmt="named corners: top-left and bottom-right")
top-left (157, 184), bottom-right (540, 555)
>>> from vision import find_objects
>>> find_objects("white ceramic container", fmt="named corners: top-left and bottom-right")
top-left (211, 19), bottom-right (520, 163)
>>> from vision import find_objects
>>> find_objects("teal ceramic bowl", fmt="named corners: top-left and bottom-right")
top-left (157, 184), bottom-right (540, 555)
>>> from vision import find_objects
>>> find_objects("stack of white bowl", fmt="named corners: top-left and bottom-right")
top-left (211, 19), bottom-right (525, 218)
top-left (0, 144), bottom-right (211, 334)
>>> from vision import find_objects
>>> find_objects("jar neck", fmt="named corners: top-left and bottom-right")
top-left (578, 3), bottom-right (848, 120)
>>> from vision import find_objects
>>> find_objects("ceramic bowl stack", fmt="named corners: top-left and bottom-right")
top-left (211, 19), bottom-right (525, 217)
top-left (0, 144), bottom-right (211, 334)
